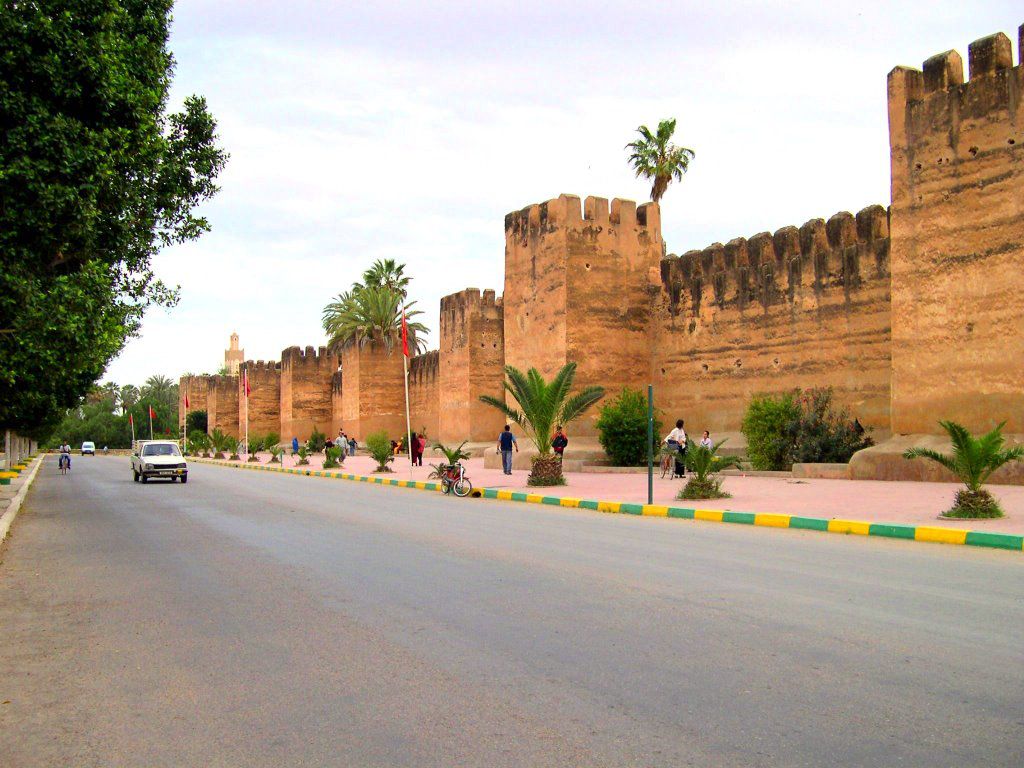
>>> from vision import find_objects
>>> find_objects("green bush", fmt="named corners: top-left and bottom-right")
top-left (322, 445), bottom-right (345, 469)
top-left (306, 426), bottom-right (326, 453)
top-left (296, 446), bottom-right (310, 466)
top-left (595, 388), bottom-right (661, 467)
top-left (186, 410), bottom-right (208, 434)
top-left (741, 388), bottom-right (872, 470)
top-left (366, 430), bottom-right (395, 472)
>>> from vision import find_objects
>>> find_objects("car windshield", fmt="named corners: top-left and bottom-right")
top-left (142, 444), bottom-right (181, 457)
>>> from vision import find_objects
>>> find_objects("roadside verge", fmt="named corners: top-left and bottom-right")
top-left (190, 458), bottom-right (1024, 553)
top-left (0, 455), bottom-right (44, 545)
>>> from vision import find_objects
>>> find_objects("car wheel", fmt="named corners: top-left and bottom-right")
top-left (181, 474), bottom-right (188, 484)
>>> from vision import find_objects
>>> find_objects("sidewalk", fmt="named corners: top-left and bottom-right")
top-left (210, 453), bottom-right (1024, 536)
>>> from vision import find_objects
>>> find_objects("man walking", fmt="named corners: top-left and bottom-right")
top-left (497, 424), bottom-right (518, 475)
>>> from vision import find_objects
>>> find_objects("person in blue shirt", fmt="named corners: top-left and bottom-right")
top-left (497, 425), bottom-right (519, 475)
top-left (291, 436), bottom-right (299, 455)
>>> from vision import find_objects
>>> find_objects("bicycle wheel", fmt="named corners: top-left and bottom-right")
top-left (660, 457), bottom-right (670, 479)
top-left (440, 478), bottom-right (451, 494)
top-left (453, 478), bottom-right (472, 497)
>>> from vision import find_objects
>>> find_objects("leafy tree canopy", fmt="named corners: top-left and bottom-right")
top-left (0, 1), bottom-right (227, 438)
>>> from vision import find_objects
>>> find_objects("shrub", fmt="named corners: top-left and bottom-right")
top-left (268, 445), bottom-right (285, 464)
top-left (904, 420), bottom-right (1023, 519)
top-left (741, 392), bottom-right (799, 470)
top-left (790, 389), bottom-right (874, 465)
top-left (306, 426), bottom-right (326, 453)
top-left (186, 410), bottom-right (208, 435)
top-left (210, 428), bottom-right (234, 459)
top-left (595, 387), bottom-right (662, 467)
top-left (741, 388), bottom-right (872, 470)
top-left (263, 432), bottom-right (280, 450)
top-left (366, 430), bottom-right (395, 472)
top-left (678, 440), bottom-right (743, 499)
top-left (296, 445), bottom-right (310, 466)
top-left (322, 445), bottom-right (345, 469)
top-left (187, 430), bottom-right (209, 456)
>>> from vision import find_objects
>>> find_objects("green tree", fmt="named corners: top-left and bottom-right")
top-left (322, 285), bottom-right (428, 355)
top-left (360, 259), bottom-right (411, 298)
top-left (679, 440), bottom-right (744, 500)
top-left (625, 118), bottom-right (695, 203)
top-left (119, 385), bottom-right (140, 414)
top-left (480, 363), bottom-right (604, 486)
top-left (595, 388), bottom-right (661, 467)
top-left (0, 1), bottom-right (227, 439)
top-left (142, 375), bottom-right (178, 411)
top-left (186, 410), bottom-right (208, 434)
top-left (741, 392), bottom-right (801, 471)
top-left (366, 430), bottom-right (395, 473)
top-left (904, 421), bottom-right (1024, 519)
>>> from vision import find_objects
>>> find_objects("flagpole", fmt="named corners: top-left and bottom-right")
top-left (130, 413), bottom-right (135, 447)
top-left (183, 380), bottom-right (189, 455)
top-left (401, 310), bottom-right (413, 473)
top-left (149, 406), bottom-right (154, 440)
top-left (244, 367), bottom-right (249, 457)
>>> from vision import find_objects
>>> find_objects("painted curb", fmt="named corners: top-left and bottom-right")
top-left (190, 458), bottom-right (1024, 553)
top-left (0, 455), bottom-right (44, 545)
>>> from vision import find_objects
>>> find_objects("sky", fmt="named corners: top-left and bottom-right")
top-left (104, 0), bottom-right (1022, 387)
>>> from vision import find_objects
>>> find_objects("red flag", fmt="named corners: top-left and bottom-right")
top-left (244, 368), bottom-right (250, 397)
top-left (185, 392), bottom-right (190, 409)
top-left (401, 311), bottom-right (409, 358)
top-left (129, 413), bottom-right (133, 426)
top-left (148, 405), bottom-right (155, 419)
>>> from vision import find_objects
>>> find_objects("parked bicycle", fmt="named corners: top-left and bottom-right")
top-left (436, 461), bottom-right (472, 497)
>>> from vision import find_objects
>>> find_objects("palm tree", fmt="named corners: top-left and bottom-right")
top-left (361, 258), bottom-right (411, 298)
top-left (480, 363), bottom-right (604, 486)
top-left (143, 375), bottom-right (177, 410)
top-left (322, 285), bottom-right (428, 355)
top-left (625, 118), bottom-right (695, 203)
top-left (679, 440), bottom-right (744, 500)
top-left (904, 421), bottom-right (1024, 518)
top-left (119, 384), bottom-right (140, 414)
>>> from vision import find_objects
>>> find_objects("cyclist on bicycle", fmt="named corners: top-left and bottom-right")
top-left (58, 440), bottom-right (72, 471)
top-left (663, 420), bottom-right (687, 477)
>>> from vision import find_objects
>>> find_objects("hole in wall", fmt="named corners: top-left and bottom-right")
top-left (660, 368), bottom-right (666, 375)
top-left (968, 146), bottom-right (978, 156)
top-left (773, 357), bottom-right (780, 366)
top-left (734, 359), bottom-right (742, 368)
top-left (585, 263), bottom-right (591, 270)
top-left (966, 322), bottom-right (974, 333)
top-left (915, 163), bottom-right (922, 170)
top-left (702, 364), bottom-right (709, 372)
top-left (1010, 139), bottom-right (1016, 145)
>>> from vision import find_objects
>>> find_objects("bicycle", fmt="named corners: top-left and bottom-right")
top-left (437, 461), bottom-right (472, 497)
top-left (659, 443), bottom-right (685, 480)
top-left (58, 453), bottom-right (70, 475)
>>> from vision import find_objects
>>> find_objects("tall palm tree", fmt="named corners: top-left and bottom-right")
top-left (904, 421), bottom-right (1024, 518)
top-left (480, 363), bottom-right (604, 486)
top-left (360, 259), bottom-right (410, 298)
top-left (119, 384), bottom-right (140, 414)
top-left (625, 118), bottom-right (695, 203)
top-left (322, 285), bottom-right (428, 354)
top-left (142, 375), bottom-right (178, 411)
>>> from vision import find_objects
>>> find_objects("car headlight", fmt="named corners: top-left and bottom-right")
top-left (144, 463), bottom-right (153, 471)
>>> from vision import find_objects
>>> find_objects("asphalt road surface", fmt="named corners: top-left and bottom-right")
top-left (1, 456), bottom-right (1022, 767)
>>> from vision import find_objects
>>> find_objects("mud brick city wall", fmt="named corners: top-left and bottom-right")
top-left (178, 375), bottom-right (210, 431)
top-left (438, 288), bottom-right (505, 443)
top-left (339, 345), bottom-right (406, 440)
top-left (238, 361), bottom-right (281, 438)
top-left (653, 207), bottom-right (893, 435)
top-left (888, 28), bottom-right (1024, 434)
top-left (280, 346), bottom-right (338, 443)
top-left (503, 194), bottom-right (663, 436)
top-left (207, 374), bottom-right (240, 438)
top-left (408, 351), bottom-right (440, 440)
top-left (330, 371), bottom-right (344, 438)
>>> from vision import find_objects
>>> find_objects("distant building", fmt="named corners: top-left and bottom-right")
top-left (225, 332), bottom-right (244, 375)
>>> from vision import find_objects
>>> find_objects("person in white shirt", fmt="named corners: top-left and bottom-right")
top-left (663, 420), bottom-right (687, 476)
top-left (700, 430), bottom-right (713, 450)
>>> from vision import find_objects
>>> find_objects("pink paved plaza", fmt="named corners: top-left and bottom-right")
top-left (216, 452), bottom-right (1024, 536)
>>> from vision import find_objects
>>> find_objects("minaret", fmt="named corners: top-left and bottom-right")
top-left (225, 332), bottom-right (244, 375)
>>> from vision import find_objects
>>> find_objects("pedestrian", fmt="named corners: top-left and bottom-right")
top-left (700, 430), bottom-right (712, 450)
top-left (337, 428), bottom-right (345, 448)
top-left (663, 419), bottom-right (687, 477)
top-left (390, 439), bottom-right (398, 456)
top-left (497, 424), bottom-right (518, 475)
top-left (291, 436), bottom-right (299, 455)
top-left (348, 435), bottom-right (357, 456)
top-left (551, 425), bottom-right (568, 460)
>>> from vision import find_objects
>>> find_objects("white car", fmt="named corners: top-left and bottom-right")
top-left (131, 440), bottom-right (188, 484)
top-left (81, 441), bottom-right (95, 455)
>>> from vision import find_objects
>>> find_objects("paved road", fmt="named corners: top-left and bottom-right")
top-left (1, 457), bottom-right (1022, 767)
